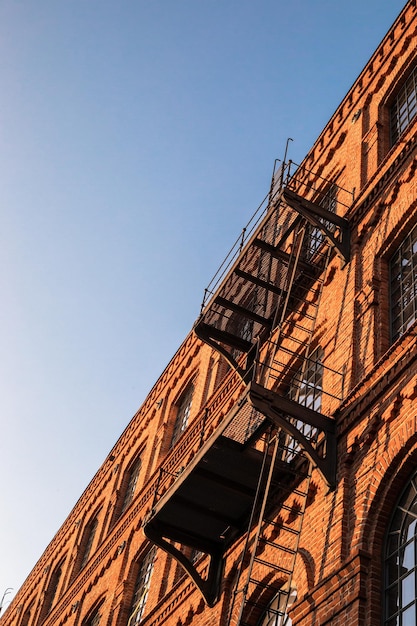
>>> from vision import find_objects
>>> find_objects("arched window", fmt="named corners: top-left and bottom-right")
top-left (171, 384), bottom-right (194, 447)
top-left (84, 608), bottom-right (101, 626)
top-left (259, 587), bottom-right (297, 626)
top-left (121, 457), bottom-right (142, 514)
top-left (82, 600), bottom-right (104, 626)
top-left (384, 471), bottom-right (417, 624)
top-left (304, 186), bottom-right (337, 261)
top-left (389, 223), bottom-right (417, 343)
top-left (19, 600), bottom-right (34, 626)
top-left (38, 559), bottom-right (65, 621)
top-left (286, 346), bottom-right (324, 461)
top-left (79, 515), bottom-right (99, 570)
top-left (390, 65), bottom-right (417, 145)
top-left (128, 546), bottom-right (156, 625)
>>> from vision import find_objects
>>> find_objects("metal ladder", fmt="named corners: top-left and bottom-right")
top-left (228, 425), bottom-right (313, 626)
top-left (229, 217), bottom-right (332, 626)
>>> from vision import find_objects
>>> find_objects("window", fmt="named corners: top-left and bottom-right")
top-left (304, 186), bottom-right (336, 260)
top-left (384, 471), bottom-right (417, 625)
top-left (289, 346), bottom-right (324, 413)
top-left (390, 223), bottom-right (417, 343)
top-left (121, 457), bottom-right (142, 513)
top-left (85, 610), bottom-right (101, 626)
top-left (390, 65), bottom-right (417, 145)
top-left (80, 517), bottom-right (99, 570)
top-left (129, 547), bottom-right (156, 624)
top-left (20, 601), bottom-right (34, 626)
top-left (260, 587), bottom-right (297, 626)
top-left (240, 318), bottom-right (253, 343)
top-left (286, 347), bottom-right (324, 460)
top-left (39, 560), bottom-right (64, 620)
top-left (171, 384), bottom-right (194, 446)
top-left (46, 563), bottom-right (62, 609)
top-left (82, 604), bottom-right (103, 626)
top-left (230, 310), bottom-right (254, 362)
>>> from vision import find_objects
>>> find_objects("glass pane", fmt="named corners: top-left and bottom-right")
top-left (390, 223), bottom-right (417, 341)
top-left (387, 531), bottom-right (401, 555)
top-left (401, 542), bottom-right (415, 573)
top-left (402, 571), bottom-right (415, 607)
top-left (391, 66), bottom-right (417, 144)
top-left (386, 583), bottom-right (399, 618)
top-left (386, 556), bottom-right (399, 586)
top-left (402, 603), bottom-right (416, 626)
top-left (385, 472), bottom-right (417, 623)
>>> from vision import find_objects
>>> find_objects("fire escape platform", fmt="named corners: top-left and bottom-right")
top-left (143, 404), bottom-right (276, 606)
top-left (144, 165), bottom-right (351, 607)
top-left (144, 435), bottom-right (269, 555)
top-left (193, 184), bottom-right (350, 380)
top-left (143, 380), bottom-right (336, 606)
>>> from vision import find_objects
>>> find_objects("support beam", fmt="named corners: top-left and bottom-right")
top-left (214, 295), bottom-right (272, 328)
top-left (282, 187), bottom-right (350, 264)
top-left (248, 381), bottom-right (336, 489)
top-left (234, 268), bottom-right (286, 297)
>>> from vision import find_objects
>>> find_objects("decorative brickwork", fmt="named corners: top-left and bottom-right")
top-left (3, 3), bottom-right (417, 626)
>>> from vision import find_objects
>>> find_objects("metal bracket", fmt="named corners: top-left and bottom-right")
top-left (282, 187), bottom-right (350, 265)
top-left (248, 381), bottom-right (336, 489)
top-left (143, 524), bottom-right (224, 607)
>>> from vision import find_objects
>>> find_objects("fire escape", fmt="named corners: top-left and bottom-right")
top-left (143, 160), bottom-right (352, 624)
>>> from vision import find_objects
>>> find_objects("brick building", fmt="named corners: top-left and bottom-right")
top-left (2, 2), bottom-right (417, 625)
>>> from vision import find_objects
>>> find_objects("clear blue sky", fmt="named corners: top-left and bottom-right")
top-left (0, 0), bottom-right (406, 608)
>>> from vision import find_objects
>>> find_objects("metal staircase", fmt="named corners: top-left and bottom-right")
top-left (194, 161), bottom-right (350, 385)
top-left (143, 159), bottom-right (352, 615)
top-left (225, 192), bottom-right (334, 625)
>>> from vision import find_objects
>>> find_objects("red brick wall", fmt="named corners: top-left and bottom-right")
top-left (3, 3), bottom-right (417, 626)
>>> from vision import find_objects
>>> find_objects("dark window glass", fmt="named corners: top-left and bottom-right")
top-left (171, 384), bottom-right (194, 446)
top-left (384, 472), bottom-right (417, 625)
top-left (286, 346), bottom-right (324, 460)
top-left (289, 346), bottom-right (324, 413)
top-left (48, 565), bottom-right (62, 609)
top-left (304, 187), bottom-right (337, 260)
top-left (259, 587), bottom-right (297, 626)
top-left (121, 458), bottom-right (142, 513)
top-left (129, 547), bottom-right (156, 624)
top-left (20, 602), bottom-right (34, 626)
top-left (391, 66), bottom-right (417, 145)
top-left (83, 606), bottom-right (102, 626)
top-left (80, 517), bottom-right (98, 570)
top-left (390, 223), bottom-right (417, 342)
top-left (40, 560), bottom-right (64, 620)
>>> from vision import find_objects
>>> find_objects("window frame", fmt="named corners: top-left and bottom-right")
top-left (170, 383), bottom-right (194, 447)
top-left (384, 470), bottom-right (417, 625)
top-left (79, 515), bottom-right (99, 571)
top-left (38, 558), bottom-right (65, 621)
top-left (84, 609), bottom-right (101, 626)
top-left (286, 346), bottom-right (324, 461)
top-left (128, 546), bottom-right (157, 624)
top-left (81, 599), bottom-right (105, 626)
top-left (121, 456), bottom-right (142, 514)
top-left (304, 186), bottom-right (337, 261)
top-left (19, 600), bottom-right (35, 626)
top-left (390, 64), bottom-right (417, 146)
top-left (259, 587), bottom-right (297, 626)
top-left (389, 221), bottom-right (417, 344)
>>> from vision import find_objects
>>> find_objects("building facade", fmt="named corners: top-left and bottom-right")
top-left (3, 2), bottom-right (417, 625)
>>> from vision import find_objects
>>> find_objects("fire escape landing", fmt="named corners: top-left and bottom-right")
top-left (143, 162), bottom-right (352, 611)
